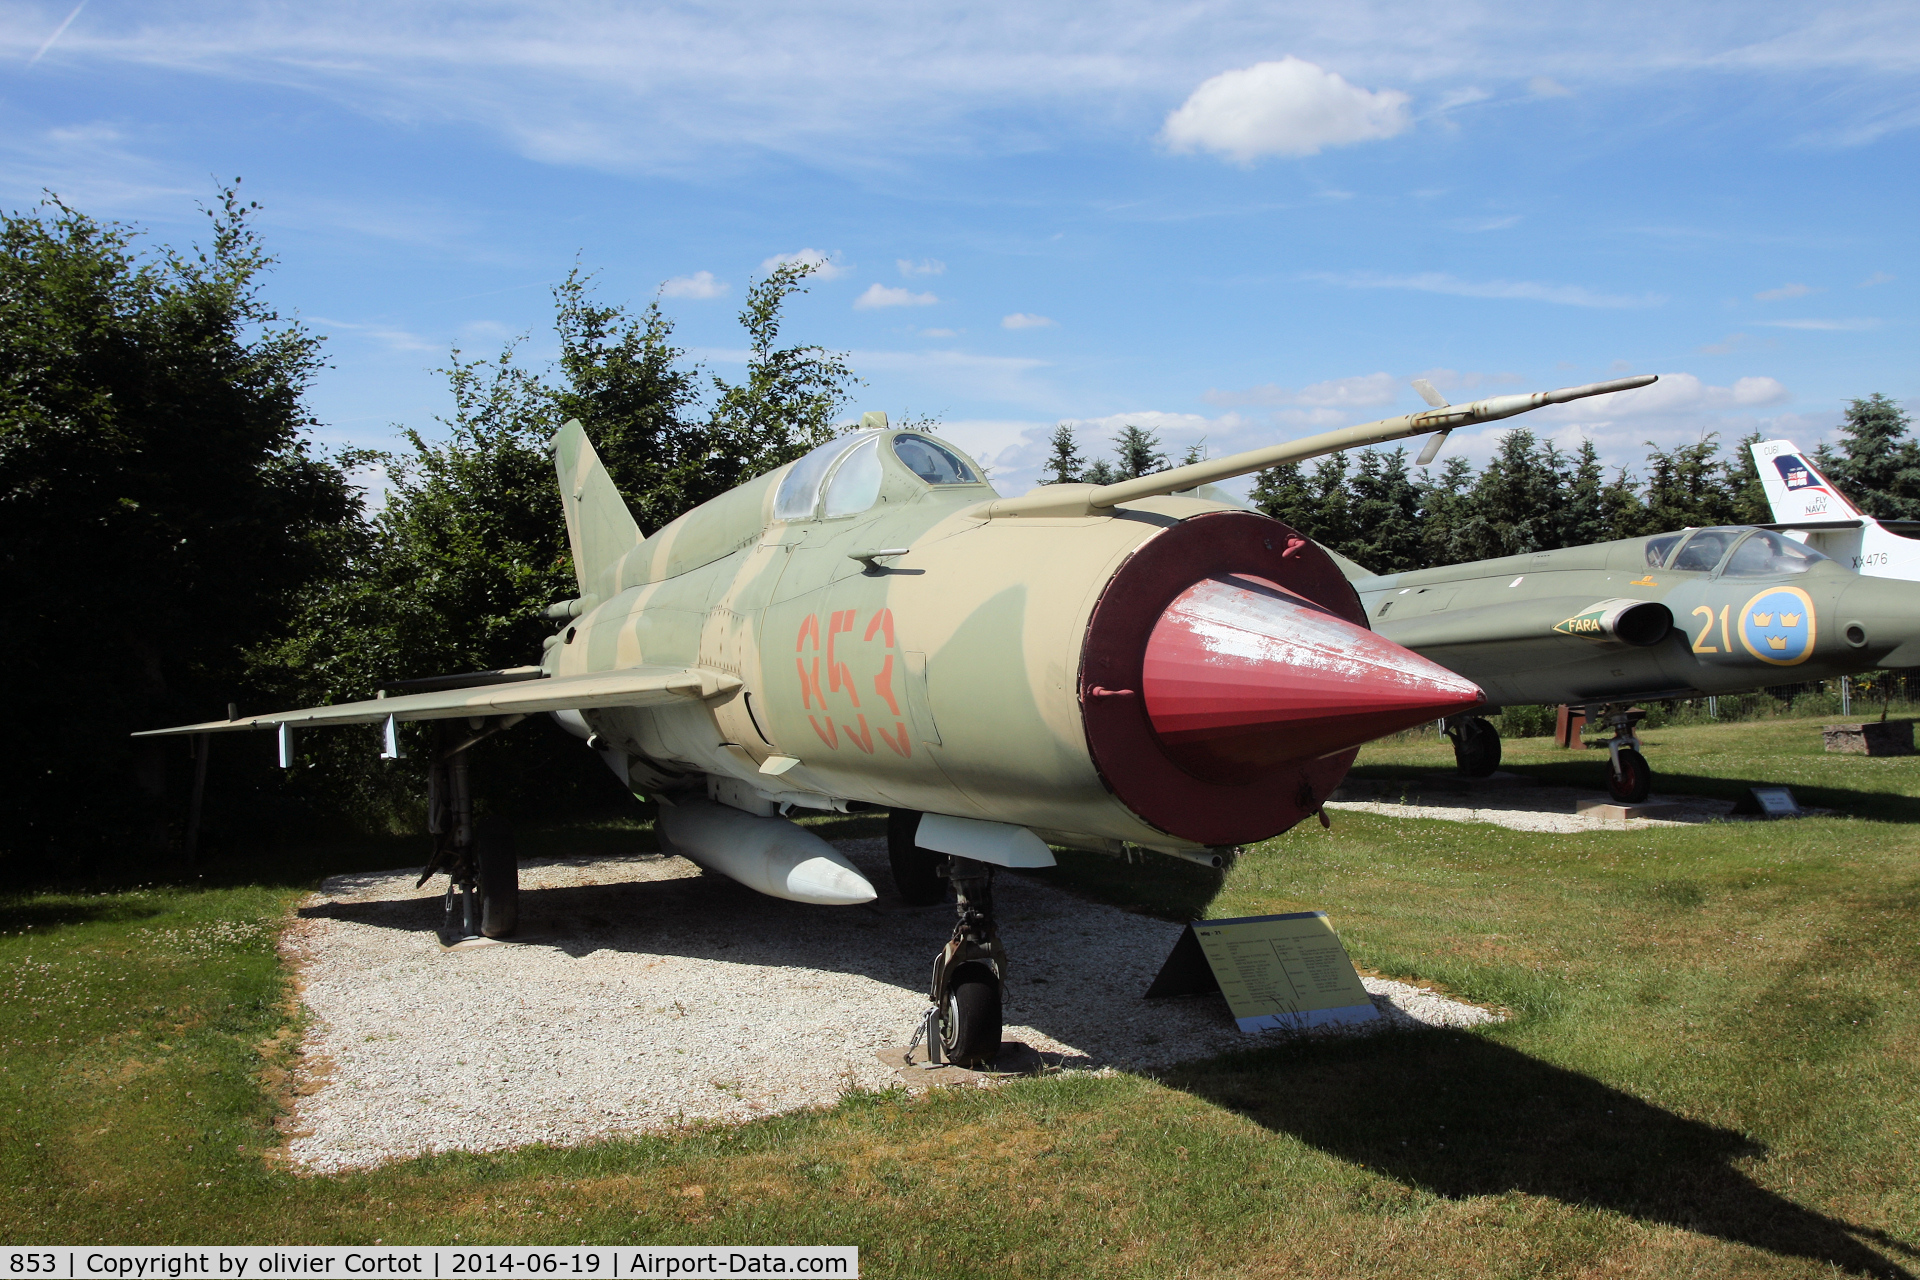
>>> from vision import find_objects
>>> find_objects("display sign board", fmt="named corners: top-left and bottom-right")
top-left (1146, 910), bottom-right (1378, 1033)
top-left (1731, 785), bottom-right (1802, 818)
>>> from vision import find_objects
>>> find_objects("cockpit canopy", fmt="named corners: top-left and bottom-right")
top-left (773, 430), bottom-right (984, 522)
top-left (1643, 527), bottom-right (1829, 576)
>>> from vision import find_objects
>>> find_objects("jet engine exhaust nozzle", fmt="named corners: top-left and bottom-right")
top-left (1142, 575), bottom-right (1486, 784)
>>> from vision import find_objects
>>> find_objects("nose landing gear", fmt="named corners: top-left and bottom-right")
top-left (1445, 714), bottom-right (1503, 777)
top-left (1590, 705), bottom-right (1652, 803)
top-left (927, 855), bottom-right (1006, 1066)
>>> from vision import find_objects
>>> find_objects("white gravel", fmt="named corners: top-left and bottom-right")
top-left (1327, 775), bottom-right (1737, 834)
top-left (279, 839), bottom-right (1498, 1173)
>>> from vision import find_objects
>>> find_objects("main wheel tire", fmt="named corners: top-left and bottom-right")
top-left (940, 962), bottom-right (1002, 1067)
top-left (1452, 716), bottom-right (1502, 778)
top-left (1608, 747), bottom-right (1653, 804)
top-left (887, 809), bottom-right (947, 905)
top-left (475, 818), bottom-right (520, 939)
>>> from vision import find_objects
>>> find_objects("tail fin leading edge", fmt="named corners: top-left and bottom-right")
top-left (1749, 439), bottom-right (1862, 523)
top-left (552, 419), bottom-right (642, 599)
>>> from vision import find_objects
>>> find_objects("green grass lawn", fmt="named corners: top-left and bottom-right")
top-left (4, 717), bottom-right (1918, 1277)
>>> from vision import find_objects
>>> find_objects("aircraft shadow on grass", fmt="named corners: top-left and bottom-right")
top-left (1166, 1031), bottom-right (1917, 1279)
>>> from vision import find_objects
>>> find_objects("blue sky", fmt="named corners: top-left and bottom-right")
top-left (3, 0), bottom-right (1914, 500)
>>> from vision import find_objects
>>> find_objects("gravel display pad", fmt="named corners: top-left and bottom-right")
top-left (281, 839), bottom-right (1497, 1172)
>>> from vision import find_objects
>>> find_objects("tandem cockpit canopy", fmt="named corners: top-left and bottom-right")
top-left (771, 427), bottom-right (986, 523)
top-left (1643, 527), bottom-right (1831, 576)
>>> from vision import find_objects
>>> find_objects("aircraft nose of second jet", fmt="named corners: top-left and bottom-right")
top-left (1141, 573), bottom-right (1486, 783)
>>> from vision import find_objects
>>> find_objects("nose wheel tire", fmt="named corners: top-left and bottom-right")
top-left (1608, 747), bottom-right (1653, 804)
top-left (1451, 716), bottom-right (1502, 778)
top-left (940, 962), bottom-right (1003, 1067)
top-left (887, 809), bottom-right (948, 905)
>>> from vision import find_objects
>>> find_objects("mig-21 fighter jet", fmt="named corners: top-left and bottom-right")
top-left (140, 377), bottom-right (1649, 1062)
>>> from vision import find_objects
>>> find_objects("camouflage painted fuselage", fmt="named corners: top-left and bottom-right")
top-left (552, 427), bottom-right (1296, 852)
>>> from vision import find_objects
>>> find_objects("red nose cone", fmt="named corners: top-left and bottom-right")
top-left (1143, 575), bottom-right (1484, 783)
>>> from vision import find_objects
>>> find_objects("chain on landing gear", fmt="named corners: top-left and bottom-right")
top-left (419, 721), bottom-right (519, 943)
top-left (920, 855), bottom-right (1006, 1068)
top-left (1592, 704), bottom-right (1653, 804)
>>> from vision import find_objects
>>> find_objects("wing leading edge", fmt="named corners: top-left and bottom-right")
top-left (133, 666), bottom-right (741, 738)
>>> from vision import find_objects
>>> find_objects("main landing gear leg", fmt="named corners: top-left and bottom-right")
top-left (1445, 714), bottom-right (1502, 778)
top-left (927, 855), bottom-right (1005, 1067)
top-left (1593, 705), bottom-right (1652, 804)
top-left (423, 722), bottom-right (519, 943)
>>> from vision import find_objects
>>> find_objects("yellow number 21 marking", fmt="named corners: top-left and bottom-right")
top-left (1691, 605), bottom-right (1718, 654)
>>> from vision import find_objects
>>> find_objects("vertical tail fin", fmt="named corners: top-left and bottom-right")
top-left (551, 419), bottom-right (642, 600)
top-left (1750, 439), bottom-right (1863, 523)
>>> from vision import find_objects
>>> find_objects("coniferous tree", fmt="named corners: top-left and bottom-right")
top-left (1306, 453), bottom-right (1354, 555)
top-left (1642, 436), bottom-right (1741, 531)
top-left (1818, 394), bottom-right (1920, 519)
top-left (1452, 429), bottom-right (1560, 560)
top-left (1726, 432), bottom-right (1771, 526)
top-left (1111, 424), bottom-right (1168, 479)
top-left (1554, 439), bottom-right (1611, 547)
top-left (1249, 461), bottom-right (1315, 530)
top-left (1344, 447), bottom-right (1424, 573)
top-left (1041, 423), bottom-right (1084, 484)
top-left (1413, 454), bottom-right (1476, 568)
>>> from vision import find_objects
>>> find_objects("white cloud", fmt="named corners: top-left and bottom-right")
top-left (1860, 272), bottom-right (1895, 287)
top-left (1697, 333), bottom-right (1747, 355)
top-left (1161, 57), bottom-right (1411, 164)
top-left (850, 348), bottom-right (1054, 408)
top-left (854, 283), bottom-right (937, 309)
top-left (1758, 317), bottom-right (1880, 331)
top-left (1205, 372), bottom-right (1399, 408)
top-left (897, 258), bottom-right (945, 276)
top-left (14, 5), bottom-right (1920, 179)
top-left (659, 270), bottom-right (728, 299)
top-left (1754, 282), bottom-right (1816, 301)
top-left (1546, 372), bottom-right (1790, 416)
top-left (761, 248), bottom-right (847, 280)
top-left (1450, 214), bottom-right (1522, 232)
top-left (309, 316), bottom-right (438, 352)
top-left (918, 327), bottom-right (959, 338)
top-left (1310, 271), bottom-right (1664, 308)
top-left (1528, 76), bottom-right (1572, 97)
top-left (1002, 312), bottom-right (1056, 329)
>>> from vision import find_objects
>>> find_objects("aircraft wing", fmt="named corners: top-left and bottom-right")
top-left (133, 666), bottom-right (741, 737)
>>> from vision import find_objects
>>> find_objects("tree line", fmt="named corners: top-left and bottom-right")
top-left (1, 189), bottom-right (853, 868)
top-left (1042, 393), bottom-right (1917, 575)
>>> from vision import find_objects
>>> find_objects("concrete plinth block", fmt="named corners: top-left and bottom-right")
top-left (877, 1040), bottom-right (1056, 1088)
top-left (1822, 721), bottom-right (1915, 756)
top-left (1574, 797), bottom-right (1690, 821)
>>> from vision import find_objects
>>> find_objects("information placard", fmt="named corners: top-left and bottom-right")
top-left (1147, 911), bottom-right (1378, 1033)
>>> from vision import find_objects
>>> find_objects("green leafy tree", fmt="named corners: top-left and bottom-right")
top-left (0, 188), bottom-right (360, 861)
top-left (1817, 394), bottom-right (1920, 519)
top-left (267, 262), bottom-right (856, 828)
top-left (1041, 423), bottom-right (1084, 484)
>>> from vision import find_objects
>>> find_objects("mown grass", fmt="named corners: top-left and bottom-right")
top-left (3, 718), bottom-right (1918, 1277)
